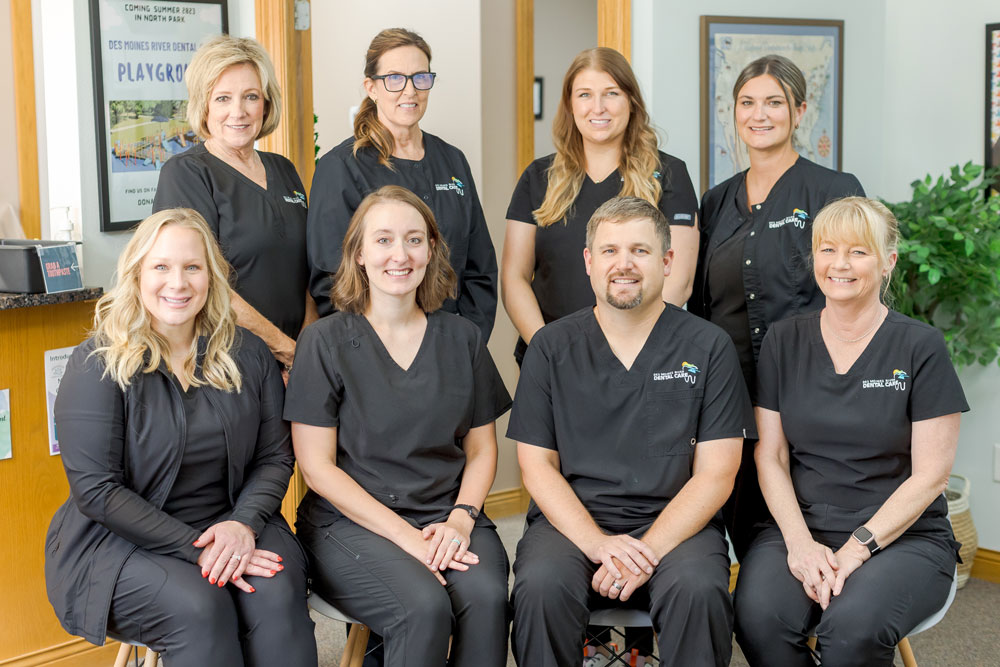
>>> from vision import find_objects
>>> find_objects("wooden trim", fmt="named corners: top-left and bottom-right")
top-left (971, 547), bottom-right (1000, 584)
top-left (10, 0), bottom-right (40, 239)
top-left (0, 639), bottom-right (119, 666)
top-left (597, 0), bottom-right (631, 61)
top-left (484, 486), bottom-right (530, 519)
top-left (254, 0), bottom-right (315, 193)
top-left (728, 562), bottom-right (739, 593)
top-left (515, 0), bottom-right (533, 173)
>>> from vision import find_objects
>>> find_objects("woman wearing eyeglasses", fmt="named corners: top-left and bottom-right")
top-left (307, 28), bottom-right (498, 341)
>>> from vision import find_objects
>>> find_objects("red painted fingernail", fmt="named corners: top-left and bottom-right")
top-left (277, 565), bottom-right (284, 571)
top-left (270, 569), bottom-right (276, 575)
top-left (218, 580), bottom-right (225, 588)
top-left (249, 586), bottom-right (255, 593)
top-left (209, 577), bottom-right (216, 584)
top-left (233, 574), bottom-right (240, 580)
top-left (202, 571), bottom-right (208, 579)
top-left (276, 556), bottom-right (283, 562)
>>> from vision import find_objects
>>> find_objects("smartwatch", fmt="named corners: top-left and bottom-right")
top-left (453, 504), bottom-right (480, 520)
top-left (852, 526), bottom-right (880, 554)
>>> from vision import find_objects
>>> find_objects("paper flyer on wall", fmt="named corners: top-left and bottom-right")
top-left (45, 346), bottom-right (77, 456)
top-left (0, 389), bottom-right (11, 461)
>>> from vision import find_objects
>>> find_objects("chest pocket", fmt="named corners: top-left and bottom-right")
top-left (645, 387), bottom-right (704, 457)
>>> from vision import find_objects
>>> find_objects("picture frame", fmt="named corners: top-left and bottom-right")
top-left (699, 16), bottom-right (844, 192)
top-left (89, 0), bottom-right (228, 232)
top-left (986, 22), bottom-right (1000, 193)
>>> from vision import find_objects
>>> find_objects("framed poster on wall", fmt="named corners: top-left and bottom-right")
top-left (89, 0), bottom-right (228, 232)
top-left (699, 16), bottom-right (844, 192)
top-left (986, 22), bottom-right (1000, 193)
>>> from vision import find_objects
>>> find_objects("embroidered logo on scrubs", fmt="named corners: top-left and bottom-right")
top-left (653, 362), bottom-right (699, 385)
top-left (767, 207), bottom-right (809, 230)
top-left (861, 369), bottom-right (909, 391)
top-left (283, 190), bottom-right (307, 208)
top-left (674, 213), bottom-right (692, 221)
top-left (434, 177), bottom-right (465, 196)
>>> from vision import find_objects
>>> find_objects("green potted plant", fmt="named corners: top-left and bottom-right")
top-left (882, 162), bottom-right (1000, 368)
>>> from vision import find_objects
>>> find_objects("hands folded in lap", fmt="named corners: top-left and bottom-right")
top-left (194, 520), bottom-right (284, 594)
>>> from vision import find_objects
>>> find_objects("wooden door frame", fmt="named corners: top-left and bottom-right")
top-left (11, 0), bottom-right (40, 240)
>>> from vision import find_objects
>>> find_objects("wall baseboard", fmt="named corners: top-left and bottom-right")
top-left (970, 547), bottom-right (1000, 584)
top-left (0, 638), bottom-right (118, 666)
top-left (485, 486), bottom-right (530, 519)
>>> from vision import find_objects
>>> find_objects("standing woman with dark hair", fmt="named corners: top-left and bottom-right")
top-left (307, 28), bottom-right (498, 340)
top-left (288, 186), bottom-right (511, 667)
top-left (154, 35), bottom-right (316, 376)
top-left (690, 55), bottom-right (865, 559)
top-left (502, 47), bottom-right (698, 364)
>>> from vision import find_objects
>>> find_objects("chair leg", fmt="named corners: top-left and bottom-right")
top-left (339, 625), bottom-right (359, 667)
top-left (113, 643), bottom-right (133, 667)
top-left (898, 637), bottom-right (917, 667)
top-left (348, 625), bottom-right (370, 667)
top-left (145, 648), bottom-right (159, 667)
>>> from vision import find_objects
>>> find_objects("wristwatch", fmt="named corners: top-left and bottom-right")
top-left (852, 526), bottom-right (881, 554)
top-left (452, 504), bottom-right (480, 519)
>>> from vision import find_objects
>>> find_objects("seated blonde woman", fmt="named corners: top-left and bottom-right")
top-left (44, 208), bottom-right (316, 665)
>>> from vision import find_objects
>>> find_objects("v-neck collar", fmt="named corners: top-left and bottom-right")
top-left (200, 144), bottom-right (272, 194)
top-left (357, 311), bottom-right (433, 374)
top-left (810, 309), bottom-right (890, 377)
top-left (585, 306), bottom-right (668, 381)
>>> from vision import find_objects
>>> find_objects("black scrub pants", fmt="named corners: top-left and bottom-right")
top-left (733, 524), bottom-right (956, 667)
top-left (106, 518), bottom-right (317, 666)
top-left (299, 516), bottom-right (510, 667)
top-left (511, 517), bottom-right (734, 667)
top-left (723, 437), bottom-right (771, 561)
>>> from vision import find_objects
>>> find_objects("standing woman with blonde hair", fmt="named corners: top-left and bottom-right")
top-left (154, 35), bottom-right (316, 377)
top-left (307, 28), bottom-right (498, 340)
top-left (690, 55), bottom-right (865, 558)
top-left (44, 209), bottom-right (316, 665)
top-left (502, 47), bottom-right (699, 364)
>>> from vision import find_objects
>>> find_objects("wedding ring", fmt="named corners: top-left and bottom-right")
top-left (611, 581), bottom-right (623, 591)
top-left (230, 553), bottom-right (242, 562)
top-left (451, 538), bottom-right (463, 545)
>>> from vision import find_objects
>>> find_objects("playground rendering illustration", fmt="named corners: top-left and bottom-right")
top-left (109, 99), bottom-right (200, 172)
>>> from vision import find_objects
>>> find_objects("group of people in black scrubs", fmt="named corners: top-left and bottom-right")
top-left (42, 24), bottom-right (967, 667)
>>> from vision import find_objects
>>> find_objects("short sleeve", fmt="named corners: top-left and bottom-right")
top-left (909, 328), bottom-right (969, 421)
top-left (469, 334), bottom-right (512, 428)
top-left (505, 339), bottom-right (557, 449)
top-left (696, 332), bottom-right (757, 441)
top-left (755, 328), bottom-right (780, 411)
top-left (505, 160), bottom-right (545, 225)
top-left (826, 171), bottom-right (866, 204)
top-left (283, 323), bottom-right (344, 427)
top-left (153, 155), bottom-right (220, 237)
top-left (658, 156), bottom-right (698, 227)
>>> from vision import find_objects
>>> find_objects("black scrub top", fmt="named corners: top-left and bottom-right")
top-left (506, 152), bottom-right (698, 358)
top-left (153, 144), bottom-right (309, 339)
top-left (507, 305), bottom-right (754, 533)
top-left (691, 156), bottom-right (864, 390)
top-left (307, 134), bottom-right (498, 340)
top-left (756, 310), bottom-right (969, 537)
top-left (284, 310), bottom-right (512, 528)
top-left (160, 384), bottom-right (231, 529)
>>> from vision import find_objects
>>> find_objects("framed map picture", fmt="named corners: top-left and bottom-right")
top-left (986, 22), bottom-right (1000, 193)
top-left (699, 16), bottom-right (844, 192)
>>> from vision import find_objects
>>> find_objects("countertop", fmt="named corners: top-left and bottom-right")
top-left (0, 286), bottom-right (103, 311)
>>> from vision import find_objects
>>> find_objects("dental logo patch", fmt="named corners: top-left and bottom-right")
top-left (283, 190), bottom-right (307, 208)
top-left (674, 213), bottom-right (692, 221)
top-left (653, 362), bottom-right (700, 385)
top-left (434, 177), bottom-right (465, 196)
top-left (862, 368), bottom-right (909, 391)
top-left (768, 207), bottom-right (809, 230)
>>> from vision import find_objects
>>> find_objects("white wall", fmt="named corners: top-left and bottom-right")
top-left (533, 0), bottom-right (596, 157)
top-left (0, 0), bottom-right (21, 224)
top-left (638, 0), bottom-right (1000, 550)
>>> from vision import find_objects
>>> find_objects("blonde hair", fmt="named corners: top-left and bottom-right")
top-left (332, 185), bottom-right (456, 314)
top-left (353, 28), bottom-right (432, 169)
top-left (534, 47), bottom-right (661, 227)
top-left (92, 209), bottom-right (242, 392)
top-left (812, 196), bottom-right (899, 298)
top-left (185, 35), bottom-right (282, 140)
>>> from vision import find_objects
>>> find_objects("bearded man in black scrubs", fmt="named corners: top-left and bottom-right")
top-left (508, 197), bottom-right (754, 667)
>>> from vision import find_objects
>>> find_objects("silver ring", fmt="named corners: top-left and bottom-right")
top-left (611, 581), bottom-right (623, 591)
top-left (451, 538), bottom-right (462, 545)
top-left (230, 553), bottom-right (242, 562)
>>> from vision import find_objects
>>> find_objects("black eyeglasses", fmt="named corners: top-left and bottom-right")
top-left (371, 72), bottom-right (437, 92)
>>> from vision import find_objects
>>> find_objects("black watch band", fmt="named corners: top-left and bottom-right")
top-left (852, 526), bottom-right (880, 554)
top-left (452, 504), bottom-right (480, 519)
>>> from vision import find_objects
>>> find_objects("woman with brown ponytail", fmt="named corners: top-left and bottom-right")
top-left (306, 28), bottom-right (498, 340)
top-left (502, 47), bottom-right (699, 364)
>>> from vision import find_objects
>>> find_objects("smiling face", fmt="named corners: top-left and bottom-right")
top-left (363, 45), bottom-right (431, 136)
top-left (734, 74), bottom-right (804, 153)
top-left (813, 237), bottom-right (896, 307)
top-left (584, 217), bottom-right (672, 312)
top-left (357, 200), bottom-right (431, 304)
top-left (205, 63), bottom-right (265, 152)
top-left (570, 68), bottom-right (630, 150)
top-left (140, 225), bottom-right (210, 341)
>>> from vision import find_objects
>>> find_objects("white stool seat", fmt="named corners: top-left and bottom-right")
top-left (307, 592), bottom-right (370, 667)
top-left (588, 607), bottom-right (653, 628)
top-left (307, 592), bottom-right (362, 625)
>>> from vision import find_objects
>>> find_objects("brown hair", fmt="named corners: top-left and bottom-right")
top-left (732, 54), bottom-right (806, 158)
top-left (185, 35), bottom-right (282, 141)
top-left (331, 185), bottom-right (456, 313)
top-left (534, 47), bottom-right (661, 227)
top-left (586, 196), bottom-right (671, 253)
top-left (353, 28), bottom-right (433, 169)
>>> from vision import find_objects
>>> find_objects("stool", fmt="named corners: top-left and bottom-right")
top-left (307, 592), bottom-right (371, 667)
top-left (109, 638), bottom-right (158, 667)
top-left (585, 607), bottom-right (658, 666)
top-left (807, 569), bottom-right (958, 667)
